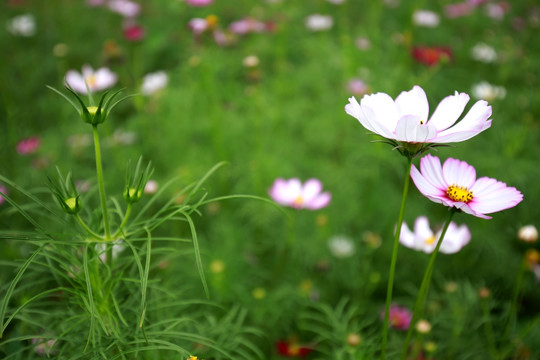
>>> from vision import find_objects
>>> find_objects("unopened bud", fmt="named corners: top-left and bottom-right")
top-left (415, 319), bottom-right (431, 334)
top-left (123, 187), bottom-right (142, 203)
top-left (63, 196), bottom-right (81, 214)
top-left (346, 333), bottom-right (361, 346)
top-left (518, 225), bottom-right (538, 243)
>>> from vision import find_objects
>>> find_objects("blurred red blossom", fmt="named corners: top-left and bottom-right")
top-left (275, 340), bottom-right (314, 358)
top-left (411, 45), bottom-right (452, 66)
top-left (17, 136), bottom-right (40, 155)
top-left (123, 24), bottom-right (145, 41)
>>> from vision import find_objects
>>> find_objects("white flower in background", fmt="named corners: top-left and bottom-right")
top-left (65, 65), bottom-right (118, 94)
top-left (327, 0), bottom-right (346, 4)
top-left (400, 216), bottom-right (471, 254)
top-left (518, 225), bottom-right (538, 243)
top-left (471, 42), bottom-right (497, 63)
top-left (305, 14), bottom-right (334, 31)
top-left (243, 55), bottom-right (260, 68)
top-left (471, 81), bottom-right (506, 101)
top-left (96, 239), bottom-right (125, 263)
top-left (144, 180), bottom-right (159, 194)
top-left (108, 0), bottom-right (141, 17)
top-left (413, 10), bottom-right (440, 27)
top-left (355, 37), bottom-right (371, 50)
top-left (328, 235), bottom-right (356, 258)
top-left (112, 129), bottom-right (137, 145)
top-left (6, 14), bottom-right (36, 37)
top-left (141, 71), bottom-right (169, 95)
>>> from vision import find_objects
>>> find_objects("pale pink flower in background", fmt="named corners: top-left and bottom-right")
top-left (400, 216), bottom-right (471, 254)
top-left (347, 78), bottom-right (369, 96)
top-left (0, 185), bottom-right (8, 205)
top-left (186, 0), bottom-right (214, 6)
top-left (471, 81), bottom-right (506, 102)
top-left (96, 240), bottom-right (125, 263)
top-left (17, 136), bottom-right (40, 155)
top-left (144, 180), bottom-right (159, 194)
top-left (381, 305), bottom-right (412, 330)
top-left (413, 10), bottom-right (440, 27)
top-left (410, 154), bottom-right (523, 219)
top-left (108, 0), bottom-right (141, 17)
top-left (327, 0), bottom-right (346, 4)
top-left (65, 65), bottom-right (118, 94)
top-left (518, 225), bottom-right (538, 243)
top-left (305, 14), bottom-right (334, 31)
top-left (485, 2), bottom-right (510, 20)
top-left (32, 338), bottom-right (57, 356)
top-left (355, 36), bottom-right (371, 50)
top-left (228, 18), bottom-right (266, 35)
top-left (141, 71), bottom-right (168, 95)
top-left (6, 13), bottom-right (36, 37)
top-left (445, 2), bottom-right (474, 18)
top-left (269, 178), bottom-right (331, 210)
top-left (345, 85), bottom-right (492, 144)
top-left (188, 18), bottom-right (210, 35)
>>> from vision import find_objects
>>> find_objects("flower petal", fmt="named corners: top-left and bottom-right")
top-left (434, 100), bottom-right (492, 142)
top-left (411, 162), bottom-right (447, 200)
top-left (420, 154), bottom-right (447, 190)
top-left (305, 192), bottom-right (331, 210)
top-left (65, 70), bottom-right (88, 94)
top-left (428, 91), bottom-right (470, 131)
top-left (345, 97), bottom-right (381, 135)
top-left (469, 177), bottom-right (523, 215)
top-left (438, 222), bottom-right (471, 254)
top-left (269, 178), bottom-right (301, 205)
top-left (400, 221), bottom-right (416, 249)
top-left (395, 85), bottom-right (429, 121)
top-left (414, 216), bottom-right (433, 241)
top-left (359, 92), bottom-right (400, 138)
top-left (442, 158), bottom-right (476, 188)
top-left (302, 178), bottom-right (323, 203)
top-left (395, 115), bottom-right (437, 142)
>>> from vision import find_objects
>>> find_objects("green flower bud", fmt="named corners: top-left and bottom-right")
top-left (63, 196), bottom-right (81, 214)
top-left (123, 187), bottom-right (142, 203)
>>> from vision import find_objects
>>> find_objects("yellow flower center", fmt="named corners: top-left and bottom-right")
top-left (206, 14), bottom-right (219, 28)
top-left (425, 235), bottom-right (436, 245)
top-left (85, 74), bottom-right (97, 88)
top-left (446, 185), bottom-right (473, 203)
top-left (292, 195), bottom-right (304, 207)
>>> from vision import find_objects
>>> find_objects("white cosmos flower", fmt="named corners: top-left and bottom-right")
top-left (400, 216), bottom-right (471, 254)
top-left (345, 85), bottom-right (492, 144)
top-left (471, 42), bottom-right (497, 63)
top-left (413, 10), bottom-right (440, 27)
top-left (471, 81), bottom-right (506, 101)
top-left (328, 235), bottom-right (356, 258)
top-left (7, 14), bottom-right (36, 37)
top-left (141, 71), bottom-right (168, 95)
top-left (305, 14), bottom-right (334, 31)
top-left (65, 65), bottom-right (118, 94)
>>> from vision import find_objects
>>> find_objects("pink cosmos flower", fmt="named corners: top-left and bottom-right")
top-left (108, 0), bottom-right (141, 17)
top-left (186, 0), bottom-right (214, 6)
top-left (345, 85), bottom-right (492, 144)
top-left (17, 136), bottom-right (40, 155)
top-left (65, 65), bottom-right (118, 94)
top-left (228, 18), bottom-right (267, 35)
top-left (269, 178), bottom-right (331, 210)
top-left (410, 154), bottom-right (523, 219)
top-left (400, 216), bottom-right (471, 254)
top-left (347, 78), bottom-right (369, 96)
top-left (444, 2), bottom-right (474, 18)
top-left (381, 305), bottom-right (412, 330)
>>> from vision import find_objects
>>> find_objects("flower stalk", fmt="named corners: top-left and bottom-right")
top-left (400, 209), bottom-right (457, 360)
top-left (381, 157), bottom-right (412, 360)
top-left (92, 124), bottom-right (111, 240)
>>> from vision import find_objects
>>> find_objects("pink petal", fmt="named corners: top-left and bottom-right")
top-left (65, 70), bottom-right (88, 94)
top-left (306, 192), bottom-right (331, 210)
top-left (428, 91), bottom-right (470, 131)
top-left (469, 177), bottom-right (523, 214)
top-left (302, 178), bottom-right (323, 203)
top-left (420, 154), bottom-right (447, 190)
top-left (442, 158), bottom-right (476, 188)
top-left (395, 115), bottom-right (437, 142)
top-left (394, 85), bottom-right (429, 121)
top-left (411, 163), bottom-right (446, 199)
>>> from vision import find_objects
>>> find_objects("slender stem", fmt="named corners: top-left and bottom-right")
top-left (92, 125), bottom-right (111, 240)
top-left (480, 296), bottom-right (498, 359)
top-left (75, 214), bottom-right (104, 240)
top-left (400, 209), bottom-right (457, 360)
top-left (503, 256), bottom-right (527, 341)
top-left (381, 158), bottom-right (412, 360)
top-left (112, 203), bottom-right (132, 239)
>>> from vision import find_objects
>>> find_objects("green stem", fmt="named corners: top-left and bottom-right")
top-left (400, 209), bottom-right (457, 360)
top-left (92, 125), bottom-right (111, 240)
top-left (503, 256), bottom-right (527, 341)
top-left (113, 203), bottom-right (132, 239)
top-left (75, 214), bottom-right (104, 240)
top-left (381, 158), bottom-right (412, 360)
top-left (480, 296), bottom-right (498, 359)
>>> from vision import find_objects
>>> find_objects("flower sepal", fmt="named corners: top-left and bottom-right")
top-left (123, 157), bottom-right (153, 204)
top-left (374, 138), bottom-right (453, 160)
top-left (48, 168), bottom-right (82, 215)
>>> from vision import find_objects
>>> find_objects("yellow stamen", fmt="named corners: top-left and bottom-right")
top-left (292, 195), bottom-right (304, 207)
top-left (425, 235), bottom-right (436, 245)
top-left (446, 185), bottom-right (473, 203)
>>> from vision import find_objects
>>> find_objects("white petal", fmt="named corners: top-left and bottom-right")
top-left (400, 221), bottom-right (416, 249)
top-left (434, 100), bottom-right (492, 142)
top-left (360, 92), bottom-right (400, 137)
top-left (395, 85), bottom-right (429, 121)
top-left (442, 158), bottom-right (476, 188)
top-left (428, 91), bottom-right (469, 131)
top-left (302, 178), bottom-right (323, 203)
top-left (345, 97), bottom-right (380, 135)
top-left (306, 192), bottom-right (331, 210)
top-left (414, 216), bottom-right (433, 240)
top-left (65, 70), bottom-right (88, 94)
top-left (395, 115), bottom-right (437, 142)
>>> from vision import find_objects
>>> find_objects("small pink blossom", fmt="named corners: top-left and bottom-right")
top-left (65, 65), bottom-right (118, 94)
top-left (228, 18), bottom-right (267, 35)
top-left (410, 154), bottom-right (523, 219)
top-left (445, 2), bottom-right (474, 18)
top-left (17, 136), bottom-right (40, 155)
top-left (108, 0), bottom-right (141, 17)
top-left (0, 185), bottom-right (8, 205)
top-left (123, 24), bottom-right (145, 41)
top-left (186, 0), bottom-right (214, 6)
top-left (381, 305), bottom-right (412, 331)
top-left (144, 180), bottom-right (159, 194)
top-left (269, 178), bottom-right (331, 210)
top-left (347, 78), bottom-right (369, 96)
top-left (400, 216), bottom-right (471, 254)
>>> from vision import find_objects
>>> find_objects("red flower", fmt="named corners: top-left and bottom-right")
top-left (123, 24), bottom-right (145, 42)
top-left (412, 45), bottom-right (452, 66)
top-left (276, 340), bottom-right (313, 358)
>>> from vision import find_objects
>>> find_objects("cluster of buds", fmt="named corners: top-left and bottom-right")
top-left (124, 156), bottom-right (153, 204)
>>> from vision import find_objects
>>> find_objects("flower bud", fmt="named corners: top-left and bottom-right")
top-left (346, 333), bottom-right (362, 346)
top-left (415, 319), bottom-right (431, 334)
top-left (123, 187), bottom-right (142, 203)
top-left (64, 196), bottom-right (81, 214)
top-left (518, 225), bottom-right (538, 243)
